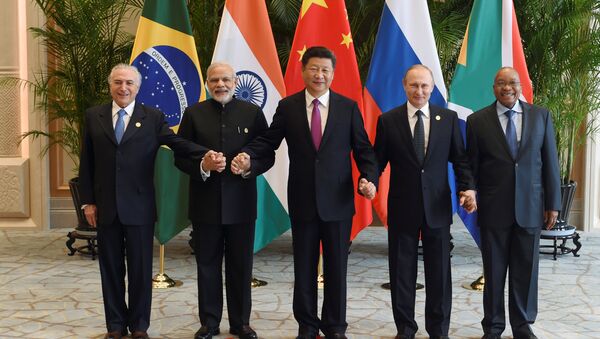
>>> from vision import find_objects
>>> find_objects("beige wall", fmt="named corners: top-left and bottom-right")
top-left (0, 1), bottom-right (48, 229)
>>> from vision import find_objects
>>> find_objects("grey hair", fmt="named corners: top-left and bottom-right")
top-left (108, 63), bottom-right (142, 86)
top-left (206, 62), bottom-right (237, 79)
top-left (402, 64), bottom-right (435, 85)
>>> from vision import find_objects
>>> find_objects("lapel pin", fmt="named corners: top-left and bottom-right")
top-left (135, 122), bottom-right (141, 128)
top-left (435, 115), bottom-right (441, 121)
top-left (244, 127), bottom-right (249, 133)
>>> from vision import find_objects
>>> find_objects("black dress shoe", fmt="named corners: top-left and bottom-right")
top-left (514, 333), bottom-right (537, 339)
top-left (194, 326), bottom-right (220, 339)
top-left (230, 325), bottom-right (258, 339)
top-left (481, 334), bottom-right (501, 339)
top-left (395, 334), bottom-right (415, 339)
top-left (131, 331), bottom-right (150, 339)
top-left (326, 333), bottom-right (348, 339)
top-left (430, 336), bottom-right (450, 339)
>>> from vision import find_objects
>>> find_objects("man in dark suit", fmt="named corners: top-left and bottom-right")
top-left (466, 67), bottom-right (561, 339)
top-left (174, 62), bottom-right (273, 339)
top-left (231, 46), bottom-right (378, 339)
top-left (373, 64), bottom-right (476, 339)
top-left (78, 64), bottom-right (205, 339)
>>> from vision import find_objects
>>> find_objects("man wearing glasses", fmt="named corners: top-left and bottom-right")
top-left (466, 67), bottom-right (560, 339)
top-left (174, 62), bottom-right (273, 339)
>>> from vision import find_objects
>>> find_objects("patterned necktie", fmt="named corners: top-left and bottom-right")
top-left (505, 109), bottom-right (518, 158)
top-left (311, 98), bottom-right (322, 149)
top-left (413, 110), bottom-right (425, 164)
top-left (115, 108), bottom-right (126, 144)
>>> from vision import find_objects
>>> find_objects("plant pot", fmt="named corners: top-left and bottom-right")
top-left (68, 177), bottom-right (96, 236)
top-left (541, 181), bottom-right (577, 236)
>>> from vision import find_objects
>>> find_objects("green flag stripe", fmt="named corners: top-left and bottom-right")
top-left (254, 176), bottom-right (291, 253)
top-left (142, 0), bottom-right (193, 35)
top-left (449, 0), bottom-right (503, 112)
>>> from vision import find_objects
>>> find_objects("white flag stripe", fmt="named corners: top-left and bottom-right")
top-left (386, 0), bottom-right (447, 99)
top-left (501, 0), bottom-right (514, 67)
top-left (212, 8), bottom-right (289, 212)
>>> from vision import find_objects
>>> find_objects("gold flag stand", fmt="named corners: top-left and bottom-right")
top-left (152, 244), bottom-right (183, 289)
top-left (251, 277), bottom-right (268, 288)
top-left (462, 275), bottom-right (485, 291)
top-left (317, 254), bottom-right (324, 289)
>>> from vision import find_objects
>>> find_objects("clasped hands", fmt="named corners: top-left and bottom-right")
top-left (201, 150), bottom-right (226, 173)
top-left (458, 190), bottom-right (477, 213)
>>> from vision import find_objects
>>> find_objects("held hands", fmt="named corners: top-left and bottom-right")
top-left (84, 204), bottom-right (98, 227)
top-left (201, 150), bottom-right (226, 173)
top-left (358, 178), bottom-right (377, 200)
top-left (231, 152), bottom-right (251, 175)
top-left (544, 210), bottom-right (559, 230)
top-left (459, 190), bottom-right (477, 213)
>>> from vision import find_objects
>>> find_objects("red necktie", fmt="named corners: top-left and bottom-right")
top-left (311, 98), bottom-right (322, 149)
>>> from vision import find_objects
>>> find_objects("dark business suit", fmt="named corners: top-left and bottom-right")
top-left (246, 90), bottom-right (378, 336)
top-left (374, 103), bottom-right (474, 336)
top-left (78, 102), bottom-right (203, 333)
top-left (466, 100), bottom-right (560, 336)
top-left (174, 98), bottom-right (273, 330)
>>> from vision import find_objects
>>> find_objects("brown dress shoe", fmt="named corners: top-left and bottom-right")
top-left (104, 331), bottom-right (122, 339)
top-left (131, 331), bottom-right (150, 339)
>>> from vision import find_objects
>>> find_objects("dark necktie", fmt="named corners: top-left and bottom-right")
top-left (115, 108), bottom-right (126, 144)
top-left (505, 109), bottom-right (518, 158)
top-left (311, 98), bottom-right (322, 149)
top-left (413, 110), bottom-right (425, 164)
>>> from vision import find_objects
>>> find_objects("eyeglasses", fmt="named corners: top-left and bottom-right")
top-left (494, 80), bottom-right (520, 87)
top-left (207, 76), bottom-right (236, 85)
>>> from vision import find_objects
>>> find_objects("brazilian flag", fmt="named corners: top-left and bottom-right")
top-left (129, 0), bottom-right (205, 244)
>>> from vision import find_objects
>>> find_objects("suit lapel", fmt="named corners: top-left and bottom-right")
top-left (319, 91), bottom-right (338, 150)
top-left (486, 103), bottom-right (514, 159)
top-left (120, 103), bottom-right (146, 145)
top-left (98, 104), bottom-right (118, 145)
top-left (394, 104), bottom-right (421, 166)
top-left (517, 100), bottom-right (531, 159)
top-left (425, 105), bottom-right (439, 164)
top-left (293, 92), bottom-right (316, 152)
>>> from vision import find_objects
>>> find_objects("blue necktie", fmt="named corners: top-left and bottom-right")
top-left (413, 110), bottom-right (425, 164)
top-left (115, 109), bottom-right (126, 144)
top-left (505, 109), bottom-right (518, 158)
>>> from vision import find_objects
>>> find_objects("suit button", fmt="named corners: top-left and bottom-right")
top-left (421, 169), bottom-right (425, 173)
top-left (515, 163), bottom-right (518, 167)
top-left (222, 124), bottom-right (226, 128)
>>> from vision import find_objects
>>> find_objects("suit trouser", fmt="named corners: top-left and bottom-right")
top-left (480, 224), bottom-right (540, 335)
top-left (97, 217), bottom-right (154, 333)
top-left (290, 217), bottom-right (352, 336)
top-left (192, 222), bottom-right (255, 330)
top-left (388, 217), bottom-right (452, 337)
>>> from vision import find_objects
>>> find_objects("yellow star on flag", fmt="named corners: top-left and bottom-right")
top-left (297, 45), bottom-right (307, 61)
top-left (300, 0), bottom-right (328, 19)
top-left (340, 32), bottom-right (353, 48)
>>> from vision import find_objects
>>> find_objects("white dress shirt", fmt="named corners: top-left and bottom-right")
top-left (111, 101), bottom-right (135, 131)
top-left (496, 100), bottom-right (523, 142)
top-left (305, 90), bottom-right (330, 135)
top-left (407, 101), bottom-right (431, 155)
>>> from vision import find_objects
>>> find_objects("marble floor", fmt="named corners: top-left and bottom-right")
top-left (0, 222), bottom-right (598, 339)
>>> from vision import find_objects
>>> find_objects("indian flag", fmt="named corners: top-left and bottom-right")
top-left (448, 0), bottom-right (532, 247)
top-left (212, 0), bottom-right (290, 252)
top-left (129, 0), bottom-right (205, 244)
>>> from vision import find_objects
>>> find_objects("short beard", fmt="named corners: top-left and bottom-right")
top-left (213, 93), bottom-right (233, 105)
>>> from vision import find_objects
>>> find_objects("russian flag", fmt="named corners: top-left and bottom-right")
top-left (364, 0), bottom-right (473, 242)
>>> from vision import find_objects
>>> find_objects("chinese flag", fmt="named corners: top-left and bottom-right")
top-left (285, 0), bottom-right (371, 240)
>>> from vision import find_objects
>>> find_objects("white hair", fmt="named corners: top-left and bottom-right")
top-left (108, 63), bottom-right (142, 86)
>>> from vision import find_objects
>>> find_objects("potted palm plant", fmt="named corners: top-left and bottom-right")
top-left (4, 0), bottom-right (139, 234)
top-left (516, 0), bottom-right (600, 234)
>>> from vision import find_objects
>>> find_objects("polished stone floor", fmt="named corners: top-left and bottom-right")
top-left (0, 221), bottom-right (598, 339)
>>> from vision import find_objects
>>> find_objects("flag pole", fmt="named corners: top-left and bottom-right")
top-left (152, 244), bottom-right (182, 289)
